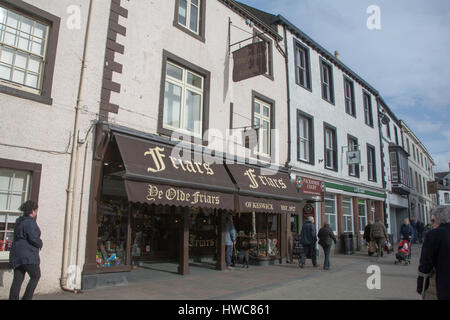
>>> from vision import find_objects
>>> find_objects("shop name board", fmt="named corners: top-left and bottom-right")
top-left (147, 184), bottom-right (220, 205)
top-left (296, 176), bottom-right (325, 196)
top-left (144, 146), bottom-right (215, 175)
top-left (244, 201), bottom-right (274, 211)
top-left (244, 168), bottom-right (287, 190)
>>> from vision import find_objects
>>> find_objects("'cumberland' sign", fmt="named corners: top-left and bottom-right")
top-left (232, 41), bottom-right (267, 82)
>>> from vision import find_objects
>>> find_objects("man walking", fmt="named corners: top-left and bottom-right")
top-left (225, 213), bottom-right (236, 270)
top-left (417, 206), bottom-right (450, 300)
top-left (318, 222), bottom-right (336, 270)
top-left (370, 219), bottom-right (388, 258)
top-left (298, 216), bottom-right (317, 268)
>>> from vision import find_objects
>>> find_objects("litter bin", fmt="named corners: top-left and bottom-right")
top-left (341, 232), bottom-right (354, 255)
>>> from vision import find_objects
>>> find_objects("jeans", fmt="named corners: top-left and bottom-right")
top-left (9, 264), bottom-right (41, 300)
top-left (225, 245), bottom-right (233, 267)
top-left (300, 244), bottom-right (317, 266)
top-left (322, 245), bottom-right (331, 269)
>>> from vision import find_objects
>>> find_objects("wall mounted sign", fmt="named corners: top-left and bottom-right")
top-left (296, 176), bottom-right (324, 196)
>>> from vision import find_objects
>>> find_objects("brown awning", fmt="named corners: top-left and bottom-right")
top-left (226, 163), bottom-right (303, 214)
top-left (113, 132), bottom-right (236, 210)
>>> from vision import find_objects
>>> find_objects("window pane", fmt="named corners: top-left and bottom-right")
top-left (14, 51), bottom-right (27, 69)
top-left (9, 194), bottom-right (24, 211)
top-left (20, 17), bottom-right (33, 34)
top-left (28, 56), bottom-right (40, 73)
top-left (189, 3), bottom-right (199, 32)
top-left (0, 64), bottom-right (11, 80)
top-left (163, 82), bottom-right (182, 128)
top-left (187, 72), bottom-right (202, 89)
top-left (33, 22), bottom-right (47, 39)
top-left (0, 193), bottom-right (8, 211)
top-left (0, 47), bottom-right (14, 65)
top-left (166, 63), bottom-right (183, 81)
top-left (0, 169), bottom-right (12, 191)
top-left (6, 11), bottom-right (19, 28)
top-left (12, 68), bottom-right (25, 84)
top-left (31, 38), bottom-right (43, 55)
top-left (11, 171), bottom-right (28, 193)
top-left (0, 7), bottom-right (6, 25)
top-left (263, 106), bottom-right (269, 117)
top-left (178, 0), bottom-right (187, 26)
top-left (26, 73), bottom-right (38, 88)
top-left (192, 0), bottom-right (199, 6)
top-left (253, 116), bottom-right (260, 128)
top-left (18, 34), bottom-right (31, 51)
top-left (184, 89), bottom-right (202, 134)
top-left (263, 120), bottom-right (269, 154)
top-left (4, 27), bottom-right (17, 46)
top-left (254, 102), bottom-right (260, 114)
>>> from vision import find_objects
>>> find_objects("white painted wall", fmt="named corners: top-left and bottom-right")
top-left (111, 0), bottom-right (288, 167)
top-left (285, 32), bottom-right (383, 193)
top-left (0, 0), bottom-right (110, 297)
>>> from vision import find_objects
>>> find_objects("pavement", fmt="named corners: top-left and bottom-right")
top-left (35, 244), bottom-right (423, 300)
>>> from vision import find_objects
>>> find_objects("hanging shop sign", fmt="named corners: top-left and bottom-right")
top-left (232, 41), bottom-right (267, 82)
top-left (296, 176), bottom-right (325, 196)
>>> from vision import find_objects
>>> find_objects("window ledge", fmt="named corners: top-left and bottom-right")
top-left (0, 84), bottom-right (52, 105)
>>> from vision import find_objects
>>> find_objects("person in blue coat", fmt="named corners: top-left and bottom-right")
top-left (8, 200), bottom-right (43, 300)
top-left (417, 206), bottom-right (450, 300)
top-left (298, 216), bottom-right (317, 268)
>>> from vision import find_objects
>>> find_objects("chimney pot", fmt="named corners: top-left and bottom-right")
top-left (334, 50), bottom-right (339, 59)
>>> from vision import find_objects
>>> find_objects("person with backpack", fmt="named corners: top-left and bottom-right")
top-left (370, 219), bottom-right (388, 258)
top-left (317, 222), bottom-right (337, 270)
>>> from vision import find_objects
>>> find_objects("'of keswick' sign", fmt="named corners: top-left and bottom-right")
top-left (232, 41), bottom-right (267, 82)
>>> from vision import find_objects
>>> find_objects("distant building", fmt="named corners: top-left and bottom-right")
top-left (435, 168), bottom-right (450, 206)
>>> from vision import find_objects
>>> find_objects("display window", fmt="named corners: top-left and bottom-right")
top-left (233, 212), bottom-right (280, 260)
top-left (189, 208), bottom-right (219, 264)
top-left (96, 199), bottom-right (129, 268)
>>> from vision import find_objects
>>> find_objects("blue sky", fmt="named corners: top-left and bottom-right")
top-left (238, 0), bottom-right (450, 172)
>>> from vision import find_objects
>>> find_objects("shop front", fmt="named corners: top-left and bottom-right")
top-left (225, 163), bottom-right (304, 265)
top-left (82, 124), bottom-right (237, 289)
top-left (321, 181), bottom-right (386, 253)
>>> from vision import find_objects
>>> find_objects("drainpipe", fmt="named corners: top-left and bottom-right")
top-left (60, 0), bottom-right (94, 293)
top-left (282, 23), bottom-right (292, 263)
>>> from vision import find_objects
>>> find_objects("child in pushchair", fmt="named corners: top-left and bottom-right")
top-left (395, 239), bottom-right (410, 265)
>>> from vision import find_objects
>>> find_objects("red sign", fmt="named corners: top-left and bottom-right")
top-left (296, 176), bottom-right (324, 196)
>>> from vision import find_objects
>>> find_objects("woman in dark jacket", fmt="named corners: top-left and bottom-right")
top-left (318, 222), bottom-right (337, 270)
top-left (8, 200), bottom-right (43, 300)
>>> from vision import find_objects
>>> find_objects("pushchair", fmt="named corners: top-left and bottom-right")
top-left (394, 239), bottom-right (411, 265)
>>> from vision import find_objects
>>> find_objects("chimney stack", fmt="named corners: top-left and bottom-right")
top-left (334, 50), bottom-right (339, 59)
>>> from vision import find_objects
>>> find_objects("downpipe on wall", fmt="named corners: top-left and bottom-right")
top-left (60, 0), bottom-right (93, 293)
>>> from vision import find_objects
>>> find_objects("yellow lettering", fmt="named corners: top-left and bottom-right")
top-left (168, 156), bottom-right (179, 169)
top-left (185, 161), bottom-right (197, 173)
top-left (145, 147), bottom-right (166, 173)
top-left (178, 159), bottom-right (187, 171)
top-left (278, 179), bottom-right (287, 189)
top-left (194, 162), bottom-right (204, 174)
top-left (203, 163), bottom-right (214, 175)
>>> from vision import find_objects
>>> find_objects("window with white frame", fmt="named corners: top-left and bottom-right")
top-left (0, 6), bottom-right (49, 93)
top-left (445, 193), bottom-right (450, 203)
top-left (324, 194), bottom-right (337, 233)
top-left (348, 136), bottom-right (359, 177)
top-left (163, 61), bottom-right (204, 136)
top-left (363, 92), bottom-right (373, 127)
top-left (253, 98), bottom-right (271, 156)
top-left (298, 114), bottom-right (312, 163)
top-left (343, 196), bottom-right (354, 233)
top-left (367, 145), bottom-right (376, 182)
top-left (295, 43), bottom-right (310, 89)
top-left (358, 202), bottom-right (367, 233)
top-left (344, 77), bottom-right (355, 117)
top-left (0, 168), bottom-right (31, 260)
top-left (177, 0), bottom-right (200, 34)
top-left (324, 126), bottom-right (337, 170)
top-left (320, 59), bottom-right (334, 104)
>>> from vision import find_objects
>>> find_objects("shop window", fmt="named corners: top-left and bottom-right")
top-left (189, 208), bottom-right (218, 263)
top-left (96, 199), bottom-right (129, 268)
top-left (0, 168), bottom-right (31, 260)
top-left (0, 1), bottom-right (59, 104)
top-left (342, 196), bottom-right (353, 233)
top-left (324, 194), bottom-right (337, 234)
top-left (234, 213), bottom-right (279, 259)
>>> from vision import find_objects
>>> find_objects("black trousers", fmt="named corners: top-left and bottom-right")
top-left (9, 264), bottom-right (41, 300)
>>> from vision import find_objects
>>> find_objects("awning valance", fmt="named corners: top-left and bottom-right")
top-left (113, 132), bottom-right (236, 210)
